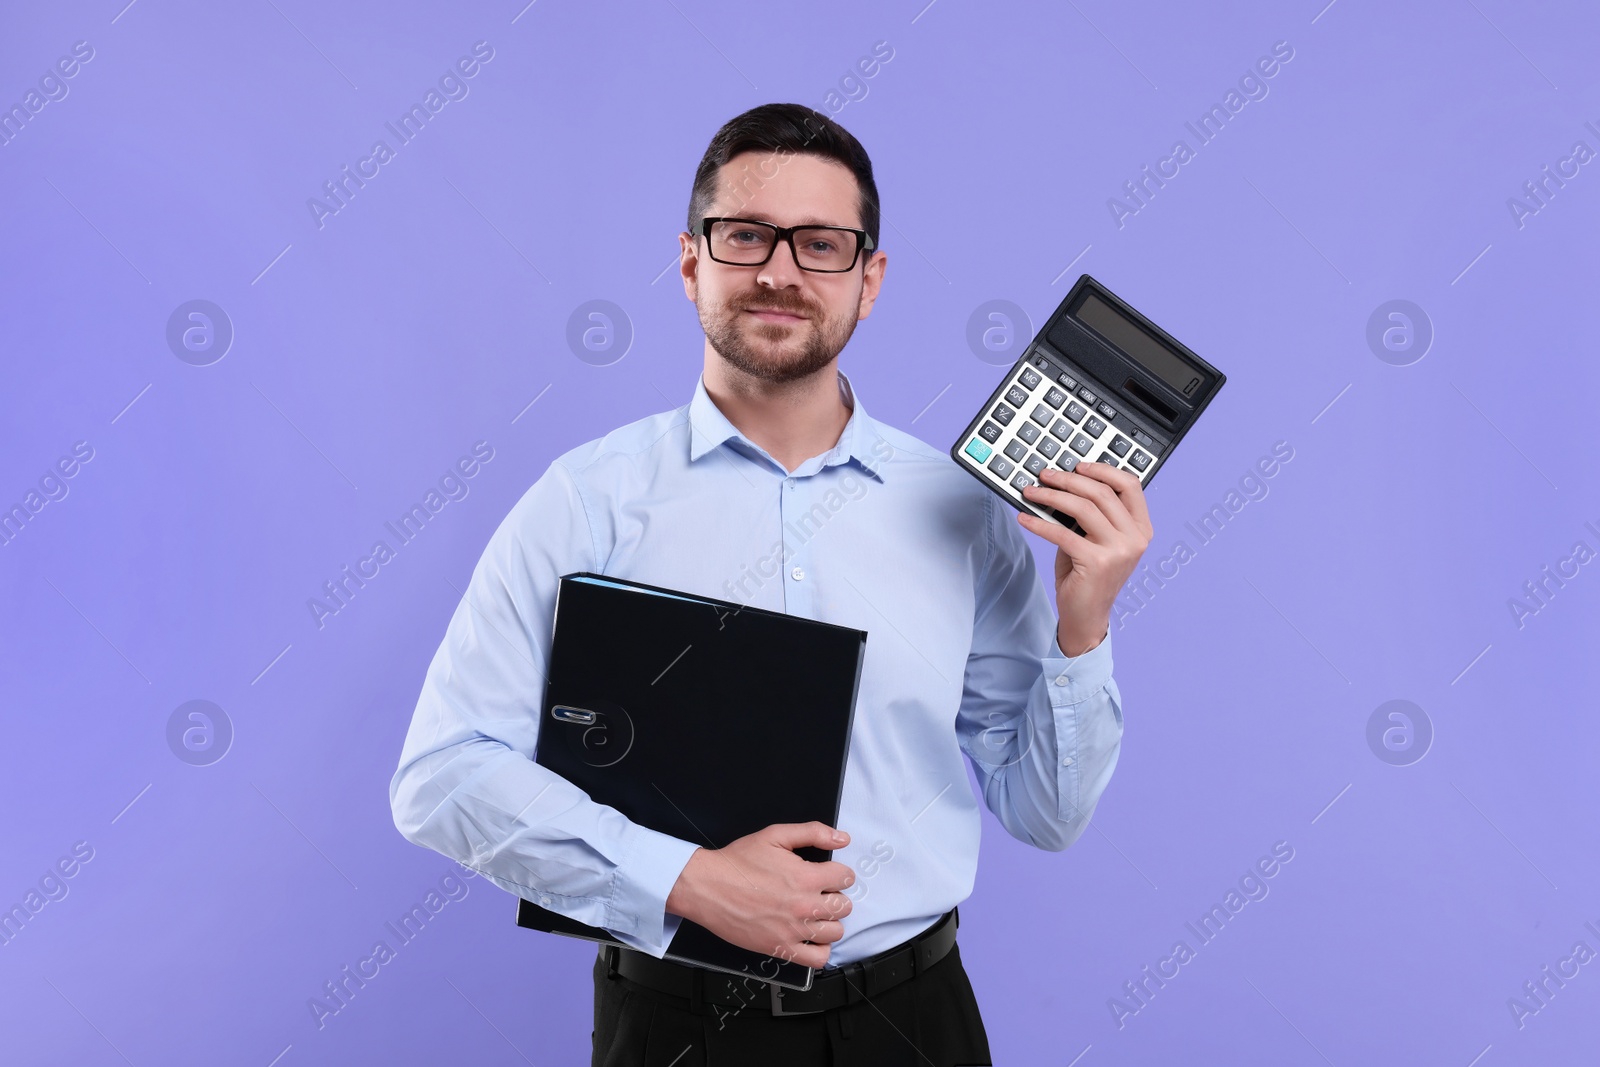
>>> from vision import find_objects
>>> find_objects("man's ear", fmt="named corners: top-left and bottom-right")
top-left (856, 250), bottom-right (887, 320)
top-left (679, 232), bottom-right (700, 301)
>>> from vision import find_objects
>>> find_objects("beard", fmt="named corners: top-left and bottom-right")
top-left (698, 286), bottom-right (859, 385)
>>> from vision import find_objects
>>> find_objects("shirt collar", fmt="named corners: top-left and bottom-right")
top-left (687, 368), bottom-right (889, 482)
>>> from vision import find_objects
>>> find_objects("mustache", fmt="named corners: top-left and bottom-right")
top-left (740, 293), bottom-right (812, 317)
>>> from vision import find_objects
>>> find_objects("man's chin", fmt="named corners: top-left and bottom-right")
top-left (717, 344), bottom-right (836, 384)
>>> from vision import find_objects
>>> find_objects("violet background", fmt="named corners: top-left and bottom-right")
top-left (2, 1), bottom-right (1597, 1064)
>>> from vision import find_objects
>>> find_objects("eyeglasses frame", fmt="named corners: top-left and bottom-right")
top-left (691, 216), bottom-right (877, 274)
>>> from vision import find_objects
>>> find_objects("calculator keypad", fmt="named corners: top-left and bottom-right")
top-left (957, 358), bottom-right (1165, 528)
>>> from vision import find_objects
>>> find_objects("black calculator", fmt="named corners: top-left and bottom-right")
top-left (950, 275), bottom-right (1225, 533)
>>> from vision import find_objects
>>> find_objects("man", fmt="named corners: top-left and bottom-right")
top-left (390, 102), bottom-right (1152, 1065)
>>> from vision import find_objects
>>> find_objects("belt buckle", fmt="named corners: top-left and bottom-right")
top-left (768, 981), bottom-right (823, 1017)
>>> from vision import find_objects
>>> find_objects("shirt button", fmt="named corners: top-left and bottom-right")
top-left (1061, 756), bottom-right (1075, 767)
top-left (790, 566), bottom-right (805, 581)
top-left (539, 895), bottom-right (552, 905)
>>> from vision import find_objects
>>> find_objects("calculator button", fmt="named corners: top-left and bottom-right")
top-left (1029, 404), bottom-right (1053, 427)
top-left (1077, 386), bottom-right (1098, 406)
top-left (1010, 471), bottom-right (1036, 491)
top-left (987, 455), bottom-right (1014, 478)
top-left (964, 439), bottom-right (992, 463)
top-left (1023, 452), bottom-right (1048, 475)
top-left (1069, 433), bottom-right (1093, 456)
top-left (1133, 429), bottom-right (1158, 449)
top-left (1128, 449), bottom-right (1151, 471)
top-left (1095, 453), bottom-right (1120, 468)
top-left (978, 420), bottom-right (1002, 444)
top-left (1005, 385), bottom-right (1028, 407)
top-left (1083, 416), bottom-right (1106, 438)
top-left (1043, 387), bottom-right (1067, 409)
top-left (991, 403), bottom-right (1014, 426)
top-left (1056, 372), bottom-right (1078, 391)
top-left (1020, 367), bottom-right (1042, 389)
top-left (1050, 419), bottom-right (1073, 441)
top-left (1055, 453), bottom-right (1078, 472)
top-left (1016, 422), bottom-right (1040, 444)
top-left (1097, 401), bottom-right (1117, 421)
top-left (1064, 401), bottom-right (1086, 423)
top-left (1037, 437), bottom-right (1060, 458)
top-left (1109, 435), bottom-right (1131, 457)
top-left (1004, 439), bottom-right (1027, 462)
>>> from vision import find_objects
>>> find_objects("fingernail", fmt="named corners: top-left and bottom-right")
top-left (833, 830), bottom-right (846, 844)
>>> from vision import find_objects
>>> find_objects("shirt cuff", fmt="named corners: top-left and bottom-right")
top-left (1043, 628), bottom-right (1114, 705)
top-left (603, 824), bottom-right (702, 959)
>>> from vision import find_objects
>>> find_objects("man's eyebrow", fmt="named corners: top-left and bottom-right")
top-left (726, 213), bottom-right (858, 228)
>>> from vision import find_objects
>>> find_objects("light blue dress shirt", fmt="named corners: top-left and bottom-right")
top-left (390, 369), bottom-right (1124, 968)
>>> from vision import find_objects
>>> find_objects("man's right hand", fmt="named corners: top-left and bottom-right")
top-left (664, 821), bottom-right (854, 969)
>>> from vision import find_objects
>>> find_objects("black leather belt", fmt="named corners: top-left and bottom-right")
top-left (602, 907), bottom-right (959, 1017)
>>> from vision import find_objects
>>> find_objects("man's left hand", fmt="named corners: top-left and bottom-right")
top-left (1018, 462), bottom-right (1153, 657)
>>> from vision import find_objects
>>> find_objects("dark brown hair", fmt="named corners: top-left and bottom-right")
top-left (687, 103), bottom-right (880, 251)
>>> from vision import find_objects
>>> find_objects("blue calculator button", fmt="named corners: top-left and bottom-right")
top-left (964, 438), bottom-right (993, 463)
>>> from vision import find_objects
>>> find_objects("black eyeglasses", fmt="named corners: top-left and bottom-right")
top-left (691, 216), bottom-right (876, 273)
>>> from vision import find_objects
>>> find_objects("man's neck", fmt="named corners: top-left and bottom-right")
top-left (702, 355), bottom-right (852, 475)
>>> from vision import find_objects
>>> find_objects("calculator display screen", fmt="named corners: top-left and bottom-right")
top-left (1074, 292), bottom-right (1198, 397)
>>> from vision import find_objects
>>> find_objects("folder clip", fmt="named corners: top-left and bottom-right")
top-left (551, 705), bottom-right (598, 726)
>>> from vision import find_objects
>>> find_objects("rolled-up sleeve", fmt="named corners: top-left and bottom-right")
top-left (955, 492), bottom-right (1124, 852)
top-left (389, 458), bottom-right (701, 957)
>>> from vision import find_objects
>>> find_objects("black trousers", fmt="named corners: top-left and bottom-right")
top-left (591, 941), bottom-right (992, 1066)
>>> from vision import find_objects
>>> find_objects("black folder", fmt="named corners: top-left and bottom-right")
top-left (515, 572), bottom-right (868, 991)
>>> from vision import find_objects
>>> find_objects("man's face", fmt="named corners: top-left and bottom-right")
top-left (681, 151), bottom-right (885, 384)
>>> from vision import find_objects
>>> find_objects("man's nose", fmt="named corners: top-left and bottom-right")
top-left (755, 237), bottom-right (805, 288)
